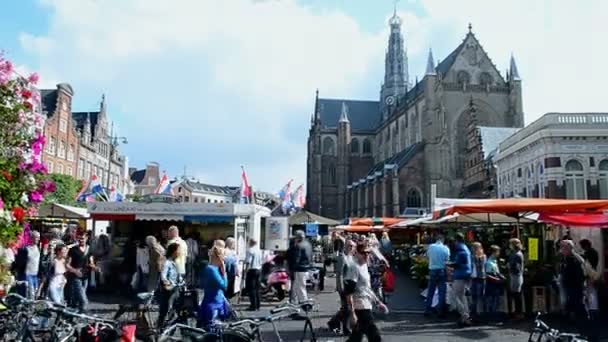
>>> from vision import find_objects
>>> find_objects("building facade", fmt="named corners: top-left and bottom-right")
top-left (171, 179), bottom-right (238, 203)
top-left (495, 113), bottom-right (608, 200)
top-left (72, 95), bottom-right (126, 192)
top-left (40, 84), bottom-right (80, 177)
top-left (306, 12), bottom-right (524, 219)
top-left (129, 162), bottom-right (161, 196)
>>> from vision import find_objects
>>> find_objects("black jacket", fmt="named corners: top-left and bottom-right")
top-left (293, 240), bottom-right (313, 272)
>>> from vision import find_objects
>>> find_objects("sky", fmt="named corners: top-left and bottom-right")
top-left (1, 0), bottom-right (606, 193)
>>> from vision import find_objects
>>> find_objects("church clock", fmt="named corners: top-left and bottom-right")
top-left (385, 96), bottom-right (395, 106)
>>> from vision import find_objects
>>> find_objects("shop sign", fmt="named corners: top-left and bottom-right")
top-left (265, 217), bottom-right (289, 251)
top-left (305, 223), bottom-right (319, 237)
top-left (528, 237), bottom-right (539, 261)
top-left (88, 202), bottom-right (234, 216)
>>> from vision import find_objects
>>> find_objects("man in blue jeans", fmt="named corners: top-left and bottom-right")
top-left (424, 235), bottom-right (450, 317)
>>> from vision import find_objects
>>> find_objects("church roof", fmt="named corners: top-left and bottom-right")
top-left (319, 98), bottom-right (379, 131)
top-left (478, 126), bottom-right (519, 160)
top-left (435, 39), bottom-right (467, 76)
top-left (366, 141), bottom-right (425, 177)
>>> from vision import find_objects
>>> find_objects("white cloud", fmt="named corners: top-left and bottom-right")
top-left (19, 0), bottom-right (607, 192)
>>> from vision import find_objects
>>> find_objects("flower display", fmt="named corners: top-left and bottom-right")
top-left (0, 53), bottom-right (55, 245)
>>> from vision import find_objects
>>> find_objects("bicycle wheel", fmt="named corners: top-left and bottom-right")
top-left (198, 329), bottom-right (252, 342)
top-left (114, 305), bottom-right (157, 342)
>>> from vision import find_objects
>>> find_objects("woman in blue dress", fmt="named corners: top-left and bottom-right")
top-left (198, 245), bottom-right (231, 328)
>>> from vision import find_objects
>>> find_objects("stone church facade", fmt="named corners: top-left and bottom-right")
top-left (306, 11), bottom-right (524, 219)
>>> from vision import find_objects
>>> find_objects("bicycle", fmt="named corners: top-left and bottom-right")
top-left (528, 312), bottom-right (588, 342)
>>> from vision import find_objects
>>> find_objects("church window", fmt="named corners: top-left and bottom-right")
top-left (456, 70), bottom-right (471, 86)
top-left (479, 72), bottom-right (493, 86)
top-left (406, 188), bottom-right (422, 208)
top-left (351, 138), bottom-right (360, 154)
top-left (325, 165), bottom-right (337, 185)
top-left (323, 137), bottom-right (335, 155)
top-left (598, 160), bottom-right (608, 199)
top-left (363, 139), bottom-right (372, 154)
top-left (565, 159), bottom-right (586, 199)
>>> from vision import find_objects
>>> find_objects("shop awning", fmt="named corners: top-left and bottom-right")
top-left (35, 203), bottom-right (89, 219)
top-left (288, 210), bottom-right (340, 226)
top-left (334, 225), bottom-right (389, 233)
top-left (437, 198), bottom-right (608, 218)
top-left (349, 217), bottom-right (402, 227)
top-left (392, 212), bottom-right (537, 228)
top-left (136, 214), bottom-right (184, 221)
top-left (538, 212), bottom-right (608, 228)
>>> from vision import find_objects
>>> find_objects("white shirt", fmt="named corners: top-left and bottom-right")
top-left (352, 263), bottom-right (377, 310)
top-left (136, 247), bottom-right (150, 274)
top-left (25, 245), bottom-right (40, 276)
top-left (168, 237), bottom-right (188, 275)
top-left (245, 247), bottom-right (262, 270)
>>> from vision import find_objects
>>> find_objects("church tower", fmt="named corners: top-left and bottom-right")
top-left (379, 6), bottom-right (409, 120)
top-left (337, 102), bottom-right (351, 218)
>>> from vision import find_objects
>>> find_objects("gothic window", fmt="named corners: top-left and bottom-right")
top-left (479, 72), bottom-right (493, 86)
top-left (565, 159), bottom-right (586, 199)
top-left (456, 70), bottom-right (471, 86)
top-left (351, 138), bottom-right (360, 154)
top-left (322, 137), bottom-right (335, 155)
top-left (599, 159), bottom-right (608, 199)
top-left (363, 139), bottom-right (372, 154)
top-left (393, 126), bottom-right (399, 152)
top-left (406, 188), bottom-right (422, 208)
top-left (524, 167), bottom-right (533, 197)
top-left (325, 165), bottom-right (337, 185)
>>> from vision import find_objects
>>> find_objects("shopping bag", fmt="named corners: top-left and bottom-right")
top-left (382, 269), bottom-right (395, 293)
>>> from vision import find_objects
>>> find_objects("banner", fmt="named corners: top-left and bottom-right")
top-left (528, 237), bottom-right (539, 261)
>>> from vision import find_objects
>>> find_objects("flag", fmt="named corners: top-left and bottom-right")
top-left (241, 166), bottom-right (251, 200)
top-left (278, 179), bottom-right (293, 200)
top-left (155, 174), bottom-right (172, 194)
top-left (109, 186), bottom-right (124, 202)
top-left (293, 184), bottom-right (306, 208)
top-left (76, 175), bottom-right (107, 202)
top-left (280, 180), bottom-right (293, 214)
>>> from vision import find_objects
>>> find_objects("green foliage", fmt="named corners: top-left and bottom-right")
top-left (44, 174), bottom-right (84, 206)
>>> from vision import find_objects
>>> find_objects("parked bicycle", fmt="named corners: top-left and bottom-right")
top-left (528, 312), bottom-right (588, 342)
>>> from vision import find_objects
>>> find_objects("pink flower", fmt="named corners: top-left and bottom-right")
top-left (0, 197), bottom-right (4, 211)
top-left (27, 73), bottom-right (39, 85)
top-left (29, 191), bottom-right (43, 203)
top-left (21, 89), bottom-right (32, 99)
top-left (38, 179), bottom-right (56, 194)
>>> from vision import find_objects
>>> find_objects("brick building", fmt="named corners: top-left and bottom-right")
top-left (40, 84), bottom-right (80, 177)
top-left (129, 162), bottom-right (161, 196)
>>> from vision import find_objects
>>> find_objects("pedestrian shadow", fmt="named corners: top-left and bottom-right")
top-left (381, 321), bottom-right (493, 340)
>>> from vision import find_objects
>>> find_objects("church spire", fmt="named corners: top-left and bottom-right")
top-left (425, 48), bottom-right (436, 75)
top-left (380, 1), bottom-right (409, 118)
top-left (339, 102), bottom-right (350, 123)
top-left (510, 54), bottom-right (521, 81)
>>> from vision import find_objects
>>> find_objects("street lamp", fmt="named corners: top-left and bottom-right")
top-left (105, 122), bottom-right (128, 190)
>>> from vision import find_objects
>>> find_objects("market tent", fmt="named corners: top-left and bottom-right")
top-left (437, 198), bottom-right (608, 218)
top-left (36, 203), bottom-right (89, 219)
top-left (391, 212), bottom-right (537, 228)
top-left (334, 225), bottom-right (389, 233)
top-left (539, 212), bottom-right (608, 228)
top-left (288, 210), bottom-right (340, 226)
top-left (350, 217), bottom-right (402, 227)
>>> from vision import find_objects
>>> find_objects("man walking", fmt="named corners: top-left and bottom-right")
top-left (560, 240), bottom-right (588, 337)
top-left (167, 226), bottom-right (188, 279)
top-left (450, 233), bottom-right (472, 327)
top-left (346, 243), bottom-right (388, 342)
top-left (328, 239), bottom-right (356, 335)
top-left (66, 232), bottom-right (95, 312)
top-left (14, 231), bottom-right (41, 299)
top-left (292, 230), bottom-right (313, 304)
top-left (244, 238), bottom-right (262, 311)
top-left (424, 234), bottom-right (450, 318)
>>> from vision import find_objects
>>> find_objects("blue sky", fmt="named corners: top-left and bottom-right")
top-left (2, 0), bottom-right (606, 193)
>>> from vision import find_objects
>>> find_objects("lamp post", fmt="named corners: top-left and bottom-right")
top-left (105, 122), bottom-right (128, 190)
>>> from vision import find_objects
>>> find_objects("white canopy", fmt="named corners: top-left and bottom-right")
top-left (36, 203), bottom-right (89, 219)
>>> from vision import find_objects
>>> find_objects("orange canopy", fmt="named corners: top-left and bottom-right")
top-left (349, 217), bottom-right (402, 227)
top-left (439, 198), bottom-right (608, 218)
top-left (334, 225), bottom-right (389, 232)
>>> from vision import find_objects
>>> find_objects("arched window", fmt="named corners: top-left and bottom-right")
top-left (362, 139), bottom-right (372, 154)
top-left (351, 138), bottom-right (359, 154)
top-left (565, 159), bottom-right (585, 199)
top-left (457, 70), bottom-right (471, 86)
top-left (524, 167), bottom-right (533, 197)
top-left (393, 126), bottom-right (399, 152)
top-left (322, 136), bottom-right (335, 155)
top-left (324, 165), bottom-right (336, 185)
top-left (599, 159), bottom-right (608, 199)
top-left (479, 72), bottom-right (493, 86)
top-left (406, 188), bottom-right (422, 208)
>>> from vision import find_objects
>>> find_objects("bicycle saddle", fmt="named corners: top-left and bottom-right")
top-left (136, 292), bottom-right (155, 301)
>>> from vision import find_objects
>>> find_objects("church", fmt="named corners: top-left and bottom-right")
top-left (306, 9), bottom-right (524, 219)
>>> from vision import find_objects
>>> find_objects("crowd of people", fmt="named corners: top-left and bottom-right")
top-left (422, 232), bottom-right (601, 340)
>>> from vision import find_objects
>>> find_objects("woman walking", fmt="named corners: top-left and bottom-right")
top-left (146, 236), bottom-right (165, 292)
top-left (48, 244), bottom-right (68, 304)
top-left (157, 243), bottom-right (182, 328)
top-left (224, 237), bottom-right (238, 299)
top-left (484, 245), bottom-right (504, 322)
top-left (470, 242), bottom-right (486, 319)
top-left (508, 238), bottom-right (525, 320)
top-left (198, 245), bottom-right (230, 328)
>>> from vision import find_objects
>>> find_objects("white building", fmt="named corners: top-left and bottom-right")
top-left (495, 112), bottom-right (608, 200)
top-left (171, 179), bottom-right (238, 204)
